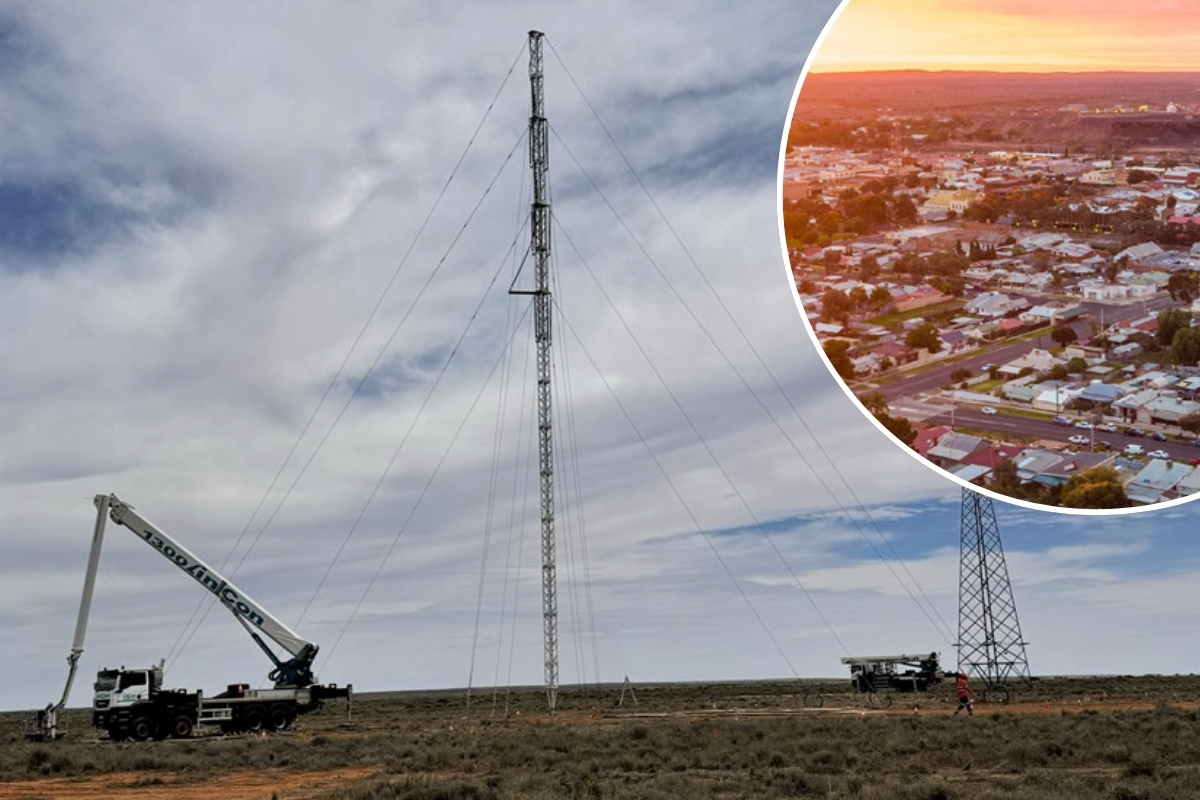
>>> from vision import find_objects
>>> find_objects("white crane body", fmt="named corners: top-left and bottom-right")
top-left (29, 494), bottom-right (350, 741)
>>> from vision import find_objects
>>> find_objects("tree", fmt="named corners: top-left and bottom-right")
top-left (950, 367), bottom-right (973, 382)
top-left (823, 339), bottom-right (855, 381)
top-left (894, 195), bottom-right (917, 224)
top-left (1172, 326), bottom-right (1200, 366)
top-left (1180, 411), bottom-right (1200, 436)
top-left (1050, 325), bottom-right (1078, 346)
top-left (1066, 356), bottom-right (1088, 374)
top-left (1047, 364), bottom-right (1069, 381)
top-left (1061, 466), bottom-right (1129, 509)
top-left (848, 285), bottom-right (870, 309)
top-left (858, 254), bottom-right (881, 283)
top-left (869, 285), bottom-right (893, 310)
top-left (905, 323), bottom-right (943, 353)
top-left (989, 457), bottom-right (1022, 495)
top-left (821, 287), bottom-right (853, 324)
top-left (1105, 257), bottom-right (1125, 284)
top-left (859, 391), bottom-right (889, 415)
top-left (1167, 272), bottom-right (1200, 303)
top-left (877, 412), bottom-right (918, 446)
top-left (1157, 307), bottom-right (1191, 348)
top-left (818, 211), bottom-right (842, 236)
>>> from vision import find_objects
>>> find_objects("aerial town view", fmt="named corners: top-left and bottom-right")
top-left (785, 71), bottom-right (1200, 509)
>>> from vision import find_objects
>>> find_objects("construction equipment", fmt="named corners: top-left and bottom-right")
top-left (29, 494), bottom-right (350, 741)
top-left (841, 652), bottom-right (944, 705)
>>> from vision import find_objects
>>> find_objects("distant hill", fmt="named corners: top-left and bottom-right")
top-left (793, 71), bottom-right (1200, 152)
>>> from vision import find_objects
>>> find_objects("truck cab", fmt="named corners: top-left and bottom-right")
top-left (94, 666), bottom-right (159, 712)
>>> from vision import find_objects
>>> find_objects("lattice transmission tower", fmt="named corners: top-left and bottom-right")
top-left (508, 30), bottom-right (559, 711)
top-left (957, 488), bottom-right (1030, 688)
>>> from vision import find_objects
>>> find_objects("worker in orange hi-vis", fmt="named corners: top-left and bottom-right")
top-left (953, 671), bottom-right (974, 717)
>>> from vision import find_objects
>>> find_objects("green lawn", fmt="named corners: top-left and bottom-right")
top-left (868, 298), bottom-right (966, 328)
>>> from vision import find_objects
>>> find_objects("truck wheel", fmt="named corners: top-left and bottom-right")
top-left (130, 716), bottom-right (156, 742)
top-left (268, 704), bottom-right (292, 732)
top-left (170, 715), bottom-right (194, 739)
top-left (243, 707), bottom-right (265, 733)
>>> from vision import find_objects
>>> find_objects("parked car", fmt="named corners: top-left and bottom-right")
top-left (1068, 435), bottom-right (1089, 445)
top-left (1150, 432), bottom-right (1168, 441)
top-left (1052, 416), bottom-right (1073, 426)
top-left (981, 406), bottom-right (998, 415)
top-left (1096, 423), bottom-right (1118, 433)
top-left (1149, 449), bottom-right (1171, 459)
top-left (1124, 444), bottom-right (1145, 456)
top-left (1074, 421), bottom-right (1093, 430)
top-left (1191, 439), bottom-right (1200, 448)
top-left (1125, 428), bottom-right (1146, 438)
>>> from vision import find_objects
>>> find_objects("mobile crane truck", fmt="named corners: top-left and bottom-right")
top-left (30, 494), bottom-right (351, 741)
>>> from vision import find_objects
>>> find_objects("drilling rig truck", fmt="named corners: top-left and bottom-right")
top-left (30, 494), bottom-right (351, 741)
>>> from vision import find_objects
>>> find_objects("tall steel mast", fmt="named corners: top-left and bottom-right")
top-left (957, 488), bottom-right (1030, 693)
top-left (510, 29), bottom-right (559, 710)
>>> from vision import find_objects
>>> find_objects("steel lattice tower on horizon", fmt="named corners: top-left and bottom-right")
top-left (957, 488), bottom-right (1030, 687)
top-left (508, 30), bottom-right (559, 711)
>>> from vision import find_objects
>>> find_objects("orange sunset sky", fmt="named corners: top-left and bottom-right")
top-left (813, 0), bottom-right (1200, 73)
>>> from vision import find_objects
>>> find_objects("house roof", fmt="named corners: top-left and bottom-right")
top-left (928, 432), bottom-right (987, 463)
top-left (1079, 383), bottom-right (1125, 403)
top-left (950, 464), bottom-right (991, 483)
top-left (962, 444), bottom-right (1023, 469)
top-left (875, 341), bottom-right (916, 358)
top-left (1128, 459), bottom-right (1193, 491)
top-left (912, 426), bottom-right (949, 457)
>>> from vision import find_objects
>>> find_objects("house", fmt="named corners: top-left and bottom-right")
top-left (1031, 383), bottom-right (1082, 413)
top-left (892, 286), bottom-right (947, 312)
top-left (1077, 382), bottom-right (1125, 407)
top-left (926, 432), bottom-right (990, 468)
top-left (912, 426), bottom-right (950, 458)
top-left (1039, 452), bottom-right (1116, 485)
top-left (940, 329), bottom-right (967, 351)
top-left (873, 340), bottom-right (920, 365)
top-left (1019, 303), bottom-right (1085, 326)
top-left (965, 291), bottom-right (1029, 318)
top-left (997, 348), bottom-right (1062, 377)
top-left (1113, 388), bottom-right (1160, 423)
top-left (1115, 242), bottom-right (1165, 265)
top-left (949, 463), bottom-right (991, 485)
top-left (1174, 467), bottom-right (1200, 497)
top-left (1012, 449), bottom-right (1070, 485)
top-left (923, 189), bottom-right (982, 215)
top-left (1139, 395), bottom-right (1200, 426)
top-left (1125, 460), bottom-right (1195, 504)
top-left (961, 443), bottom-right (1024, 470)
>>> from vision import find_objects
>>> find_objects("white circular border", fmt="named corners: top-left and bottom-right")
top-left (776, 0), bottom-right (1200, 516)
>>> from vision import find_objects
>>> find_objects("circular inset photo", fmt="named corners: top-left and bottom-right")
top-left (781, 0), bottom-right (1200, 512)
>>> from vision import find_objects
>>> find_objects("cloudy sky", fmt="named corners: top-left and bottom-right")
top-left (2, 0), bottom-right (1198, 715)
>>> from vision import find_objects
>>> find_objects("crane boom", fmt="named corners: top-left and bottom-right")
top-left (105, 495), bottom-right (313, 660)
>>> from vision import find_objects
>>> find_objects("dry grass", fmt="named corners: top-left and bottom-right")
top-left (4, 676), bottom-right (1200, 799)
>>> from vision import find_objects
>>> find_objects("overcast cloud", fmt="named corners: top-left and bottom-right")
top-left (1, 0), bottom-right (1196, 714)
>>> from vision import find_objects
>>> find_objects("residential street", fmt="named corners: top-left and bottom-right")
top-left (928, 408), bottom-right (1200, 463)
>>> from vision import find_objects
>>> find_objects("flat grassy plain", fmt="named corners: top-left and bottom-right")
top-left (5, 676), bottom-right (1200, 799)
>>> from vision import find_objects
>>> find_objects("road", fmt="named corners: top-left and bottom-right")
top-left (874, 292), bottom-right (1182, 402)
top-left (932, 407), bottom-right (1200, 463)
